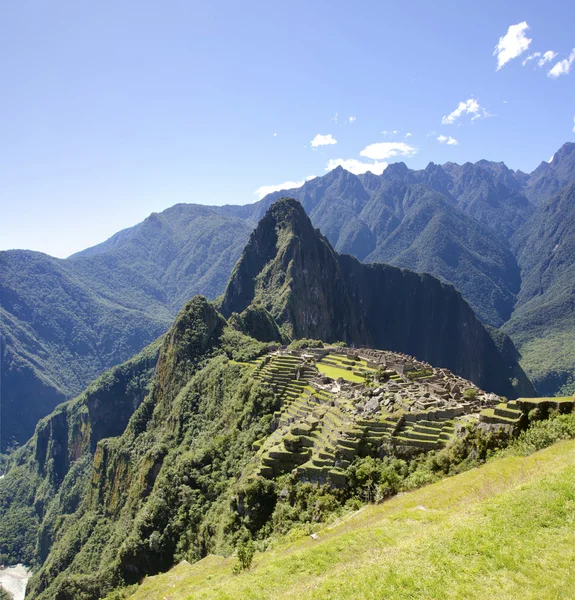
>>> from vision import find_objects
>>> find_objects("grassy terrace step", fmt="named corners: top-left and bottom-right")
top-left (412, 424), bottom-right (443, 435)
top-left (493, 404), bottom-right (523, 419)
top-left (311, 456), bottom-right (334, 467)
top-left (393, 436), bottom-right (438, 450)
top-left (402, 430), bottom-right (439, 442)
top-left (337, 438), bottom-right (360, 450)
top-left (480, 408), bottom-right (522, 424)
top-left (318, 448), bottom-right (336, 460)
top-left (365, 434), bottom-right (391, 446)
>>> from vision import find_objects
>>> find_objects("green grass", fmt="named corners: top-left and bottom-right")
top-left (128, 440), bottom-right (575, 600)
top-left (518, 396), bottom-right (573, 404)
top-left (316, 362), bottom-right (365, 383)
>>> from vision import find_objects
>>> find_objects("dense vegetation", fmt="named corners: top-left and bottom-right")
top-left (505, 180), bottom-right (575, 395)
top-left (126, 439), bottom-right (575, 600)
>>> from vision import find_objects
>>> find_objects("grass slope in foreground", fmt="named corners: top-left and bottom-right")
top-left (130, 440), bottom-right (575, 600)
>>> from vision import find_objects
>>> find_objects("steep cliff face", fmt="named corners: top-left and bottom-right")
top-left (0, 341), bottom-right (160, 570)
top-left (7, 298), bottom-right (271, 600)
top-left (220, 199), bottom-right (534, 397)
top-left (220, 198), bottom-right (366, 342)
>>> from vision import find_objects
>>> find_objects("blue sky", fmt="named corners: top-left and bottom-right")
top-left (1, 1), bottom-right (574, 257)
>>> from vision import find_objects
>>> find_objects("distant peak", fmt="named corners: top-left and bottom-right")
top-left (554, 141), bottom-right (575, 160)
top-left (266, 197), bottom-right (308, 224)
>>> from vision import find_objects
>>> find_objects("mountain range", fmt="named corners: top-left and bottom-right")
top-left (0, 198), bottom-right (538, 599)
top-left (1, 142), bottom-right (574, 448)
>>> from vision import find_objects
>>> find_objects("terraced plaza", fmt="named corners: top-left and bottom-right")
top-left (238, 346), bottom-right (540, 488)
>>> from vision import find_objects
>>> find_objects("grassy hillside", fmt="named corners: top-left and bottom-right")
top-left (129, 439), bottom-right (575, 600)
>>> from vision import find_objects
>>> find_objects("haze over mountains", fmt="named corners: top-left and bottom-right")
top-left (1, 142), bottom-right (574, 448)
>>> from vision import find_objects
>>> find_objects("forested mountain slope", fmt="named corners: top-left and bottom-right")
top-left (505, 181), bottom-right (575, 394)
top-left (0, 207), bottom-right (251, 448)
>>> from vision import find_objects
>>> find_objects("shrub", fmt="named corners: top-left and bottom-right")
top-left (463, 388), bottom-right (477, 400)
top-left (234, 539), bottom-right (255, 572)
top-left (287, 339), bottom-right (324, 350)
top-left (528, 407), bottom-right (542, 422)
top-left (510, 413), bottom-right (575, 455)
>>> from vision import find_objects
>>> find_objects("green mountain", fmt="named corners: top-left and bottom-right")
top-left (2, 144), bottom-right (574, 449)
top-left (0, 205), bottom-right (566, 597)
top-left (0, 206), bottom-right (252, 449)
top-left (260, 165), bottom-right (523, 326)
top-left (504, 181), bottom-right (575, 395)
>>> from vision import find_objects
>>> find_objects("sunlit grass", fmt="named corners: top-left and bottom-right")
top-left (316, 363), bottom-right (365, 383)
top-left (128, 440), bottom-right (575, 600)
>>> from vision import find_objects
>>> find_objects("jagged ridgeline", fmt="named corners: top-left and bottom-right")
top-left (3, 145), bottom-right (574, 451)
top-left (0, 198), bottom-right (540, 599)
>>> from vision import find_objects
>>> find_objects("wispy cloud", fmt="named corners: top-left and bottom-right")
top-left (494, 21), bottom-right (532, 70)
top-left (255, 176), bottom-right (316, 200)
top-left (381, 130), bottom-right (399, 137)
top-left (522, 51), bottom-right (541, 66)
top-left (326, 158), bottom-right (388, 175)
top-left (538, 50), bottom-right (557, 66)
top-left (548, 48), bottom-right (575, 78)
top-left (273, 132), bottom-right (278, 137)
top-left (311, 133), bottom-right (337, 148)
top-left (348, 116), bottom-right (356, 123)
top-left (523, 50), bottom-right (557, 67)
top-left (360, 142), bottom-right (417, 160)
top-left (437, 135), bottom-right (459, 146)
top-left (442, 98), bottom-right (490, 124)
top-left (404, 132), bottom-right (413, 138)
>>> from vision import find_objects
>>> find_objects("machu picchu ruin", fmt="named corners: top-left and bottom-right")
top-left (231, 344), bottom-right (565, 489)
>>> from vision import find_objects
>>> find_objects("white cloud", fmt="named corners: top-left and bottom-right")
top-left (360, 142), bottom-right (417, 160)
top-left (442, 98), bottom-right (489, 124)
top-left (310, 133), bottom-right (337, 148)
top-left (404, 132), bottom-right (412, 138)
top-left (255, 175), bottom-right (316, 200)
top-left (538, 50), bottom-right (557, 66)
top-left (273, 132), bottom-right (278, 137)
top-left (522, 51), bottom-right (541, 66)
top-left (325, 158), bottom-right (388, 175)
top-left (548, 48), bottom-right (575, 78)
top-left (437, 135), bottom-right (459, 146)
top-left (348, 116), bottom-right (356, 123)
top-left (523, 50), bottom-right (557, 67)
top-left (494, 21), bottom-right (532, 70)
top-left (381, 130), bottom-right (399, 137)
